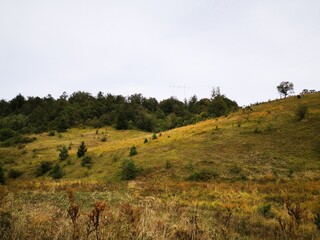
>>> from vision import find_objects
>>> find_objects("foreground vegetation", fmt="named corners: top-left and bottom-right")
top-left (0, 92), bottom-right (320, 239)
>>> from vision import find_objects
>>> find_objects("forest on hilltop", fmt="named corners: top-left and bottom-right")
top-left (0, 90), bottom-right (237, 142)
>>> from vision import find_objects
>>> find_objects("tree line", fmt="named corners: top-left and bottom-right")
top-left (0, 90), bottom-right (238, 137)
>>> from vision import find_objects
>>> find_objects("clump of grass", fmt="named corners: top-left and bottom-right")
top-left (143, 138), bottom-right (148, 143)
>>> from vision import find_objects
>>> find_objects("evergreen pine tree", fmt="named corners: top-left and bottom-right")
top-left (77, 141), bottom-right (87, 158)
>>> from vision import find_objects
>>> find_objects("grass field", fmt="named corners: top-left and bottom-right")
top-left (1, 93), bottom-right (320, 239)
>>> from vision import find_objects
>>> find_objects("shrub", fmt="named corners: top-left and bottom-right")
top-left (187, 170), bottom-right (218, 181)
top-left (51, 164), bottom-right (64, 179)
top-left (0, 128), bottom-right (16, 141)
top-left (100, 136), bottom-right (107, 142)
top-left (143, 138), bottom-right (148, 143)
top-left (8, 169), bottom-right (23, 179)
top-left (58, 145), bottom-right (69, 161)
top-left (152, 133), bottom-right (157, 140)
top-left (129, 145), bottom-right (137, 156)
top-left (165, 160), bottom-right (172, 169)
top-left (253, 127), bottom-right (262, 134)
top-left (35, 161), bottom-right (53, 176)
top-left (81, 156), bottom-right (93, 168)
top-left (120, 158), bottom-right (138, 180)
top-left (257, 204), bottom-right (273, 218)
top-left (48, 131), bottom-right (56, 136)
top-left (296, 104), bottom-right (308, 121)
top-left (77, 141), bottom-right (87, 158)
top-left (0, 135), bottom-right (37, 147)
top-left (0, 166), bottom-right (5, 184)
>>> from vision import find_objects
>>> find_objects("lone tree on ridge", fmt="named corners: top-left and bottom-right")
top-left (277, 81), bottom-right (294, 98)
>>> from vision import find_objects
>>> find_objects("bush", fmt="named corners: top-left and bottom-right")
top-left (152, 133), bottom-right (157, 140)
top-left (8, 169), bottom-right (23, 179)
top-left (35, 161), bottom-right (53, 176)
top-left (165, 160), bottom-right (172, 169)
top-left (77, 141), bottom-right (87, 158)
top-left (0, 128), bottom-right (16, 141)
top-left (81, 156), bottom-right (93, 168)
top-left (0, 135), bottom-right (37, 147)
top-left (120, 158), bottom-right (138, 180)
top-left (50, 164), bottom-right (64, 179)
top-left (257, 204), bottom-right (273, 218)
top-left (48, 131), bottom-right (56, 136)
top-left (143, 138), bottom-right (148, 143)
top-left (296, 104), bottom-right (308, 121)
top-left (58, 146), bottom-right (69, 161)
top-left (100, 136), bottom-right (107, 142)
top-left (187, 170), bottom-right (218, 181)
top-left (0, 166), bottom-right (5, 184)
top-left (129, 145), bottom-right (137, 156)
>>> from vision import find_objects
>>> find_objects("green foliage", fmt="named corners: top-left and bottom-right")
top-left (187, 170), bottom-right (219, 181)
top-left (277, 81), bottom-right (294, 98)
top-left (0, 91), bottom-right (238, 134)
top-left (0, 128), bottom-right (16, 141)
top-left (0, 135), bottom-right (36, 148)
top-left (77, 141), bottom-right (87, 158)
top-left (35, 161), bottom-right (53, 177)
top-left (58, 145), bottom-right (69, 161)
top-left (50, 164), bottom-right (64, 179)
top-left (8, 169), bottom-right (23, 179)
top-left (0, 166), bottom-right (5, 184)
top-left (120, 158), bottom-right (138, 180)
top-left (100, 136), bottom-right (107, 142)
top-left (296, 104), bottom-right (308, 121)
top-left (165, 160), bottom-right (172, 169)
top-left (129, 145), bottom-right (137, 156)
top-left (152, 133), bottom-right (157, 140)
top-left (48, 131), bottom-right (56, 136)
top-left (81, 156), bottom-right (93, 168)
top-left (257, 204), bottom-right (273, 218)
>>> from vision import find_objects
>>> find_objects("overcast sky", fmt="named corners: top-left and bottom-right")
top-left (0, 0), bottom-right (319, 105)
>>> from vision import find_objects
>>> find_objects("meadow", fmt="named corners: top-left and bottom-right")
top-left (1, 93), bottom-right (320, 239)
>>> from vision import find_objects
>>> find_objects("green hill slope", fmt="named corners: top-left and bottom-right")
top-left (1, 93), bottom-right (319, 183)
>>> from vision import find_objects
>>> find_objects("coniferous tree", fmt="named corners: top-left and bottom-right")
top-left (77, 141), bottom-right (87, 158)
top-left (59, 145), bottom-right (69, 160)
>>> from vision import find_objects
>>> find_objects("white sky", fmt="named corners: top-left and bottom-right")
top-left (0, 0), bottom-right (320, 105)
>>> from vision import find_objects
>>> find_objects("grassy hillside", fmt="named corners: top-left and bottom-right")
top-left (1, 93), bottom-right (319, 182)
top-left (1, 93), bottom-right (320, 239)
